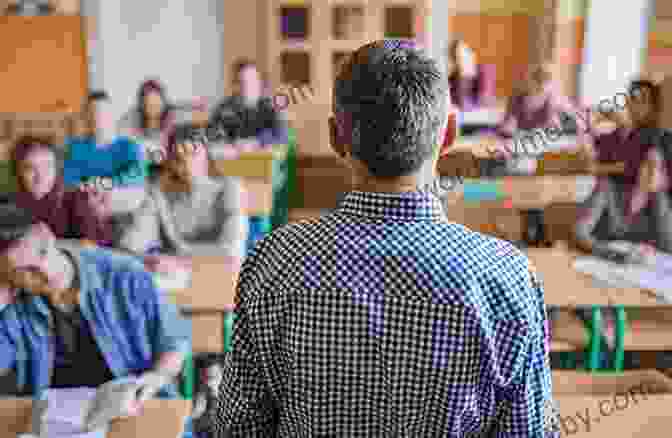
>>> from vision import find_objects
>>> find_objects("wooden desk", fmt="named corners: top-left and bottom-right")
top-left (526, 248), bottom-right (617, 306)
top-left (0, 398), bottom-right (191, 438)
top-left (210, 145), bottom-right (287, 182)
top-left (551, 371), bottom-right (672, 437)
top-left (242, 178), bottom-right (273, 216)
top-left (165, 256), bottom-right (239, 353)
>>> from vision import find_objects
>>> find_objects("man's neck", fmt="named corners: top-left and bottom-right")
top-left (351, 161), bottom-right (436, 194)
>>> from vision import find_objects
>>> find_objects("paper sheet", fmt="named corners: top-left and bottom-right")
top-left (153, 269), bottom-right (192, 291)
top-left (39, 388), bottom-right (108, 438)
top-left (573, 254), bottom-right (672, 302)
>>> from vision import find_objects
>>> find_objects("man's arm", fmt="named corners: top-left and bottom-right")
top-left (138, 270), bottom-right (191, 376)
top-left (212, 252), bottom-right (277, 437)
top-left (495, 267), bottom-right (559, 437)
top-left (0, 312), bottom-right (17, 375)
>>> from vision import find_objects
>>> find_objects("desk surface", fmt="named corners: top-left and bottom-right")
top-left (526, 248), bottom-right (647, 307)
top-left (0, 399), bottom-right (191, 438)
top-left (168, 255), bottom-right (239, 311)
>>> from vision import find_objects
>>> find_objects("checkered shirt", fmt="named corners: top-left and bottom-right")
top-left (213, 190), bottom-right (557, 437)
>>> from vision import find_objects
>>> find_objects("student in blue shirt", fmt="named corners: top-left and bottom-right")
top-left (0, 204), bottom-right (191, 428)
top-left (63, 90), bottom-right (147, 190)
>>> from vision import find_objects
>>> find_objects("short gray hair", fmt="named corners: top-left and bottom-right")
top-left (333, 39), bottom-right (448, 178)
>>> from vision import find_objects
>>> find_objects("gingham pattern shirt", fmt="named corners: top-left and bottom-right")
top-left (214, 190), bottom-right (557, 437)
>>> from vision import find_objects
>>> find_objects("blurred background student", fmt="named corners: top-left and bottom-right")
top-left (138, 124), bottom-right (248, 273)
top-left (486, 63), bottom-right (578, 177)
top-left (63, 90), bottom-right (147, 190)
top-left (209, 59), bottom-right (289, 148)
top-left (446, 39), bottom-right (496, 113)
top-left (8, 136), bottom-right (113, 245)
top-left (118, 78), bottom-right (177, 160)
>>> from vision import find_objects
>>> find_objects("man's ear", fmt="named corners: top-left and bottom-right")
top-left (438, 112), bottom-right (457, 157)
top-left (329, 116), bottom-right (349, 159)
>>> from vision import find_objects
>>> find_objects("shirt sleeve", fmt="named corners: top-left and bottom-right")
top-left (575, 178), bottom-right (610, 250)
top-left (137, 270), bottom-right (191, 357)
top-left (213, 248), bottom-right (277, 437)
top-left (111, 139), bottom-right (147, 187)
top-left (496, 267), bottom-right (559, 437)
top-left (0, 314), bottom-right (16, 373)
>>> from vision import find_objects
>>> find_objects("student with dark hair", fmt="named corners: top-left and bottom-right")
top-left (118, 79), bottom-right (177, 161)
top-left (108, 124), bottom-right (247, 270)
top-left (9, 136), bottom-right (112, 244)
top-left (446, 39), bottom-right (496, 111)
top-left (62, 90), bottom-right (147, 189)
top-left (0, 203), bottom-right (190, 424)
top-left (209, 59), bottom-right (289, 147)
top-left (588, 79), bottom-right (670, 177)
top-left (213, 40), bottom-right (555, 437)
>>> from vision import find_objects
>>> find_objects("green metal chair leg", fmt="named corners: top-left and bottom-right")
top-left (223, 312), bottom-right (236, 353)
top-left (586, 306), bottom-right (602, 371)
top-left (180, 349), bottom-right (194, 400)
top-left (613, 306), bottom-right (627, 372)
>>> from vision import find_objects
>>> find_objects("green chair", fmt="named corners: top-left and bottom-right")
top-left (223, 312), bottom-right (236, 353)
top-left (583, 305), bottom-right (627, 372)
top-left (180, 349), bottom-right (195, 400)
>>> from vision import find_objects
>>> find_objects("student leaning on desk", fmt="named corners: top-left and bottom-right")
top-left (0, 204), bottom-right (192, 435)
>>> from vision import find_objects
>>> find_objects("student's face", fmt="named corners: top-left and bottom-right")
top-left (17, 148), bottom-right (57, 199)
top-left (238, 66), bottom-right (262, 97)
top-left (0, 223), bottom-right (59, 296)
top-left (628, 88), bottom-right (654, 125)
top-left (144, 91), bottom-right (165, 118)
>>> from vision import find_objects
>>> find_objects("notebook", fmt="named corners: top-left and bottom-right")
top-left (35, 388), bottom-right (109, 438)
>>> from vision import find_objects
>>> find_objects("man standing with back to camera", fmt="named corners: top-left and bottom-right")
top-left (214, 40), bottom-right (557, 437)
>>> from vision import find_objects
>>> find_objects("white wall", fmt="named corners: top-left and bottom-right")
top-left (579, 0), bottom-right (651, 104)
top-left (86, 0), bottom-right (224, 125)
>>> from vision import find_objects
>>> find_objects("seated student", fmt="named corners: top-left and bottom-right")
top-left (209, 59), bottom-right (289, 147)
top-left (575, 146), bottom-right (672, 260)
top-left (118, 79), bottom-right (177, 160)
top-left (0, 204), bottom-right (190, 425)
top-left (63, 90), bottom-right (147, 189)
top-left (110, 124), bottom-right (247, 269)
top-left (488, 63), bottom-right (577, 176)
top-left (10, 136), bottom-right (111, 244)
top-left (446, 39), bottom-right (496, 111)
top-left (587, 79), bottom-right (670, 177)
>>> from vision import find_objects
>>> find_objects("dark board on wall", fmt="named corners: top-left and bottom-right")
top-left (0, 16), bottom-right (87, 113)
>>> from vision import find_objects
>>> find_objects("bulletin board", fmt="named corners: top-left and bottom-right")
top-left (0, 16), bottom-right (88, 113)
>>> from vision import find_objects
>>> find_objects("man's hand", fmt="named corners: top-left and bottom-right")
top-left (0, 284), bottom-right (16, 310)
top-left (638, 149), bottom-right (667, 193)
top-left (82, 187), bottom-right (113, 219)
top-left (134, 371), bottom-right (173, 404)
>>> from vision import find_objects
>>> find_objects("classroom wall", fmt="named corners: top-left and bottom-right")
top-left (579, 0), bottom-right (650, 104)
top-left (93, 0), bottom-right (225, 125)
top-left (446, 0), bottom-right (548, 98)
top-left (647, 0), bottom-right (672, 77)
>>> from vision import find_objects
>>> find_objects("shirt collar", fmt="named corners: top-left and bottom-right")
top-left (337, 190), bottom-right (445, 222)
